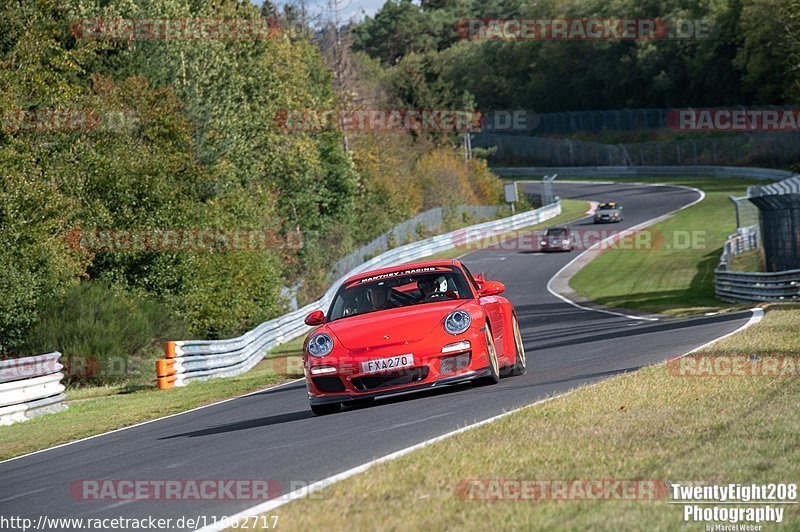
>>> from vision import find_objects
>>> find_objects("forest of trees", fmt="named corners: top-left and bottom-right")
top-left (353, 0), bottom-right (800, 113)
top-left (0, 0), bottom-right (501, 378)
top-left (3, 0), bottom-right (799, 382)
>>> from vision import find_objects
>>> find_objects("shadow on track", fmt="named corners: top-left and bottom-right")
top-left (160, 410), bottom-right (315, 438)
top-left (532, 311), bottom-right (746, 350)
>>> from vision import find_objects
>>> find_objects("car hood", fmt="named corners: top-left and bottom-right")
top-left (325, 300), bottom-right (471, 351)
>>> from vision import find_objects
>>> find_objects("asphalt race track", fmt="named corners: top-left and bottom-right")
top-left (0, 182), bottom-right (756, 530)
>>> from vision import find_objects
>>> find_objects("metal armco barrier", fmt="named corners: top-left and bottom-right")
top-left (712, 173), bottom-right (800, 303)
top-left (330, 204), bottom-right (502, 282)
top-left (494, 164), bottom-right (800, 305)
top-left (0, 352), bottom-right (67, 425)
top-left (715, 269), bottom-right (800, 303)
top-left (156, 201), bottom-right (562, 388)
top-left (490, 166), bottom-right (795, 181)
top-left (720, 225), bottom-right (760, 265)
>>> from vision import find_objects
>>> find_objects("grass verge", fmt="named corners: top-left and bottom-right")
top-left (266, 305), bottom-right (800, 530)
top-left (421, 199), bottom-right (590, 261)
top-left (729, 248), bottom-right (766, 272)
top-left (0, 349), bottom-right (306, 461)
top-left (0, 198), bottom-right (574, 459)
top-left (568, 178), bottom-right (763, 316)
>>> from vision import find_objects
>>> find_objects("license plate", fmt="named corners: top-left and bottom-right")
top-left (361, 354), bottom-right (414, 374)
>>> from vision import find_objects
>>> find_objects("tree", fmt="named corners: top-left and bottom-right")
top-left (353, 0), bottom-right (437, 64)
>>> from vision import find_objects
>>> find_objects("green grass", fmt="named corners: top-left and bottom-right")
top-left (269, 333), bottom-right (308, 357)
top-left (568, 178), bottom-right (763, 316)
top-left (729, 248), bottom-right (765, 272)
top-left (420, 199), bottom-right (590, 261)
top-left (266, 305), bottom-right (800, 531)
top-left (0, 352), bottom-right (304, 461)
top-left (3, 196), bottom-right (577, 459)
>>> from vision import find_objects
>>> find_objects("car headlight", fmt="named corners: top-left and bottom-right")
top-left (444, 310), bottom-right (472, 335)
top-left (307, 333), bottom-right (333, 357)
top-left (562, 239), bottom-right (570, 245)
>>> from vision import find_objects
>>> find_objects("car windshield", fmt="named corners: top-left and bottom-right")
top-left (546, 228), bottom-right (568, 237)
top-left (327, 265), bottom-right (473, 322)
top-left (599, 204), bottom-right (617, 210)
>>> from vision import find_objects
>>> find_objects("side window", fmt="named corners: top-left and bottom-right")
top-left (460, 264), bottom-right (481, 293)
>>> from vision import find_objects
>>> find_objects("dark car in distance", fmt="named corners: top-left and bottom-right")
top-left (540, 226), bottom-right (573, 252)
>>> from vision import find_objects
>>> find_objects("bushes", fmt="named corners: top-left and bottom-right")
top-left (21, 283), bottom-right (186, 385)
top-left (173, 251), bottom-right (285, 340)
top-left (0, 156), bottom-right (86, 355)
top-left (415, 149), bottom-right (503, 210)
top-left (0, 0), bottom-right (507, 382)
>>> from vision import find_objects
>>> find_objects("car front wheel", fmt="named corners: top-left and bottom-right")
top-left (509, 315), bottom-right (527, 376)
top-left (311, 402), bottom-right (341, 415)
top-left (478, 327), bottom-right (500, 385)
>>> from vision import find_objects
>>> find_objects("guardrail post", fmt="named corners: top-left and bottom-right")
top-left (542, 174), bottom-right (558, 205)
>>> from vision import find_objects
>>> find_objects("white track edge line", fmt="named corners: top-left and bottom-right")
top-left (546, 183), bottom-right (706, 321)
top-left (0, 185), bottom-right (686, 463)
top-left (0, 185), bottom-right (736, 465)
top-left (684, 307), bottom-right (764, 355)
top-left (200, 307), bottom-right (763, 532)
top-left (196, 393), bottom-right (567, 532)
top-left (0, 378), bottom-right (305, 466)
top-left (0, 183), bottom-right (726, 466)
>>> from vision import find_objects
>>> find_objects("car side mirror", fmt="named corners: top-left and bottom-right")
top-left (304, 310), bottom-right (325, 326)
top-left (479, 280), bottom-right (505, 297)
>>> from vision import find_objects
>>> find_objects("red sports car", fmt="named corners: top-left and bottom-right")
top-left (302, 259), bottom-right (526, 415)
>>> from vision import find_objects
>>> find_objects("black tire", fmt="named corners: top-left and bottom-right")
top-left (311, 402), bottom-right (341, 415)
top-left (348, 397), bottom-right (375, 408)
top-left (478, 327), bottom-right (500, 385)
top-left (509, 315), bottom-right (527, 376)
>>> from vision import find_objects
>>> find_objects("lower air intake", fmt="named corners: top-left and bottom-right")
top-left (352, 367), bottom-right (428, 391)
top-left (440, 352), bottom-right (471, 375)
top-left (312, 376), bottom-right (346, 393)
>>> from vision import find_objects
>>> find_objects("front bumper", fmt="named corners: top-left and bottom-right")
top-left (308, 367), bottom-right (492, 405)
top-left (541, 243), bottom-right (571, 251)
top-left (305, 328), bottom-right (490, 405)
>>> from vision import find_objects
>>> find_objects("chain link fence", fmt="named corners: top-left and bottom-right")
top-left (729, 196), bottom-right (760, 228)
top-left (531, 108), bottom-right (668, 135)
top-left (475, 132), bottom-right (800, 167)
top-left (510, 106), bottom-right (795, 136)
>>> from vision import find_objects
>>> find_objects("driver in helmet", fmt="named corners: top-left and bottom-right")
top-left (366, 283), bottom-right (394, 310)
top-left (417, 275), bottom-right (457, 301)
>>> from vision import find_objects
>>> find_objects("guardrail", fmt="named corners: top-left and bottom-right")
top-left (719, 225), bottom-right (760, 268)
top-left (156, 201), bottom-right (562, 388)
top-left (330, 205), bottom-right (503, 283)
top-left (711, 171), bottom-right (800, 303)
top-left (716, 224), bottom-right (800, 303)
top-left (0, 352), bottom-right (67, 425)
top-left (493, 163), bottom-right (799, 304)
top-left (715, 268), bottom-right (800, 303)
top-left (490, 165), bottom-right (795, 181)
